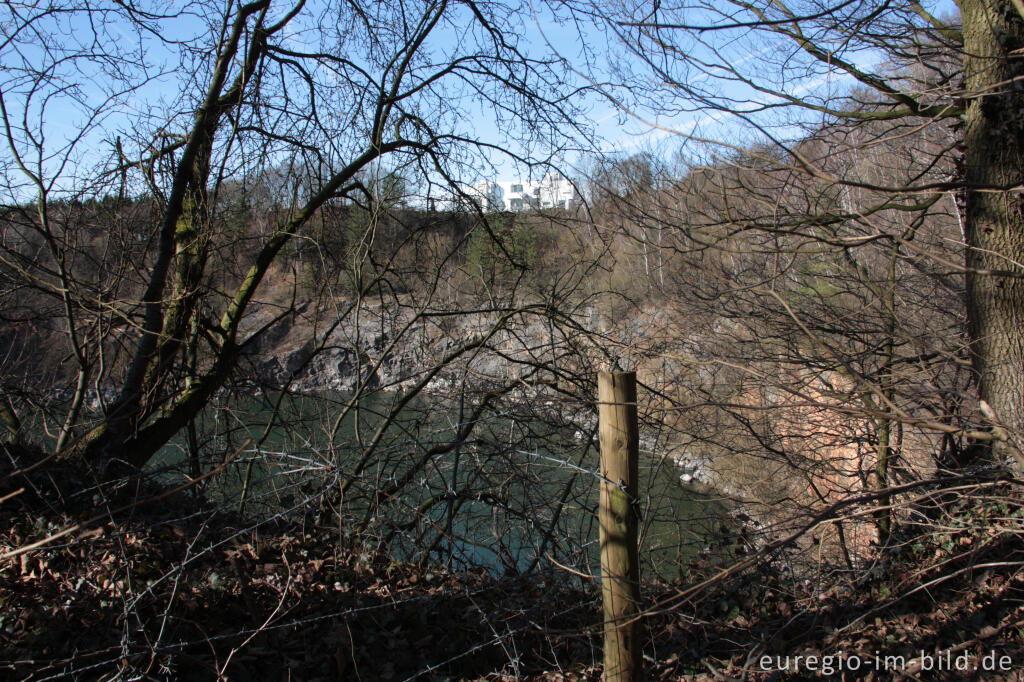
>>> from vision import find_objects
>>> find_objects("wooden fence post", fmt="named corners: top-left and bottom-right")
top-left (597, 371), bottom-right (643, 681)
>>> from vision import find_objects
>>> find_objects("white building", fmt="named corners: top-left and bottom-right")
top-left (460, 172), bottom-right (578, 212)
top-left (461, 179), bottom-right (506, 211)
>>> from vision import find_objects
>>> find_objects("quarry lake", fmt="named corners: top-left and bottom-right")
top-left (152, 389), bottom-right (733, 579)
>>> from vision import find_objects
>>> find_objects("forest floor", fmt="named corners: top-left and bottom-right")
top-left (2, 474), bottom-right (1024, 680)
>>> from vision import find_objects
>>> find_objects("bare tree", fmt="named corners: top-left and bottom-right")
top-left (570, 0), bottom-right (1024, 465)
top-left (0, 0), bottom-right (590, 479)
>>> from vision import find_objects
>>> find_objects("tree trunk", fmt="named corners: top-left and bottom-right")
top-left (962, 0), bottom-right (1024, 465)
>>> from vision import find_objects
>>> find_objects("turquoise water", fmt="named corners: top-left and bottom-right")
top-left (152, 389), bottom-right (731, 579)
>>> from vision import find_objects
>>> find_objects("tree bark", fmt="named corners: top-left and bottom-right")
top-left (962, 0), bottom-right (1024, 465)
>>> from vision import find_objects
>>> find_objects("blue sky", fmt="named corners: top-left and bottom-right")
top-left (0, 0), bottom-right (964, 200)
top-left (536, 0), bottom-right (964, 178)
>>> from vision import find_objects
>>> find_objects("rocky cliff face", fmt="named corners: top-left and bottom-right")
top-left (241, 300), bottom-right (569, 397)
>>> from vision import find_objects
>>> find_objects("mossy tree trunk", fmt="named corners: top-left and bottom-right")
top-left (962, 0), bottom-right (1024, 465)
